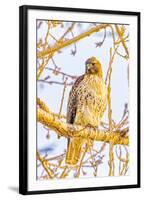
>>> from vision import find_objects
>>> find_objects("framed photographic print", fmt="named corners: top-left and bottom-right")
top-left (19, 5), bottom-right (140, 195)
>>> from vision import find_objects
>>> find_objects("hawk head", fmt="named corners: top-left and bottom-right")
top-left (85, 57), bottom-right (103, 78)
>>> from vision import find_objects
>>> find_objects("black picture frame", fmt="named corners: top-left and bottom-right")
top-left (19, 5), bottom-right (141, 195)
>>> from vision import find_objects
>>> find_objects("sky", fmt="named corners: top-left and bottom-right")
top-left (36, 21), bottom-right (129, 178)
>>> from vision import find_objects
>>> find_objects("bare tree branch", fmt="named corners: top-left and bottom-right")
top-left (115, 25), bottom-right (129, 58)
top-left (37, 24), bottom-right (109, 59)
top-left (37, 108), bottom-right (129, 146)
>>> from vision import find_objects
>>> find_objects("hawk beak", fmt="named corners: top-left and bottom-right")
top-left (87, 63), bottom-right (92, 70)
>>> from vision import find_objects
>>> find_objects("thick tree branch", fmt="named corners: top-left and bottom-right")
top-left (37, 108), bottom-right (129, 146)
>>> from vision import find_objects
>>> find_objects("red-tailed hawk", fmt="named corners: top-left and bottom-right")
top-left (65, 57), bottom-right (107, 165)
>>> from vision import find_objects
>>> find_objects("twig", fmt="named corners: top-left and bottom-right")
top-left (60, 22), bottom-right (76, 40)
top-left (44, 21), bottom-right (51, 48)
top-left (45, 67), bottom-right (77, 80)
top-left (58, 78), bottom-right (68, 138)
top-left (76, 144), bottom-right (89, 177)
top-left (107, 48), bottom-right (114, 176)
top-left (115, 25), bottom-right (129, 58)
top-left (108, 143), bottom-right (114, 176)
top-left (108, 25), bottom-right (128, 59)
top-left (37, 24), bottom-right (109, 58)
top-left (37, 97), bottom-right (66, 119)
top-left (37, 56), bottom-right (52, 80)
top-left (95, 29), bottom-right (106, 47)
top-left (120, 146), bottom-right (129, 175)
top-left (38, 79), bottom-right (73, 86)
top-left (37, 152), bottom-right (53, 179)
top-left (58, 78), bottom-right (68, 118)
top-left (59, 166), bottom-right (69, 178)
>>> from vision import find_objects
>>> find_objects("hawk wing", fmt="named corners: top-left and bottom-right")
top-left (66, 75), bottom-right (84, 124)
top-left (66, 75), bottom-right (85, 165)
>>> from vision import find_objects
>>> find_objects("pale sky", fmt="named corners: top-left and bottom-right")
top-left (37, 21), bottom-right (129, 178)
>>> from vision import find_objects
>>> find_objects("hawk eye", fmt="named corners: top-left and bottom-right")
top-left (92, 63), bottom-right (95, 66)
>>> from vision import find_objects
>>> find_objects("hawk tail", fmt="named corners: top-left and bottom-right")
top-left (65, 138), bottom-right (84, 165)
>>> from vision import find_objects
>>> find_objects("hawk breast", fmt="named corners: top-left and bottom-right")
top-left (67, 74), bottom-right (107, 127)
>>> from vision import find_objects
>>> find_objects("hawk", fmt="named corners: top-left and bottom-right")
top-left (65, 57), bottom-right (107, 165)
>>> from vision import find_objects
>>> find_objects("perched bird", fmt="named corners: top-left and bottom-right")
top-left (65, 56), bottom-right (107, 165)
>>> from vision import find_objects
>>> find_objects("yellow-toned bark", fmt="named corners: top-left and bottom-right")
top-left (37, 108), bottom-right (129, 146)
